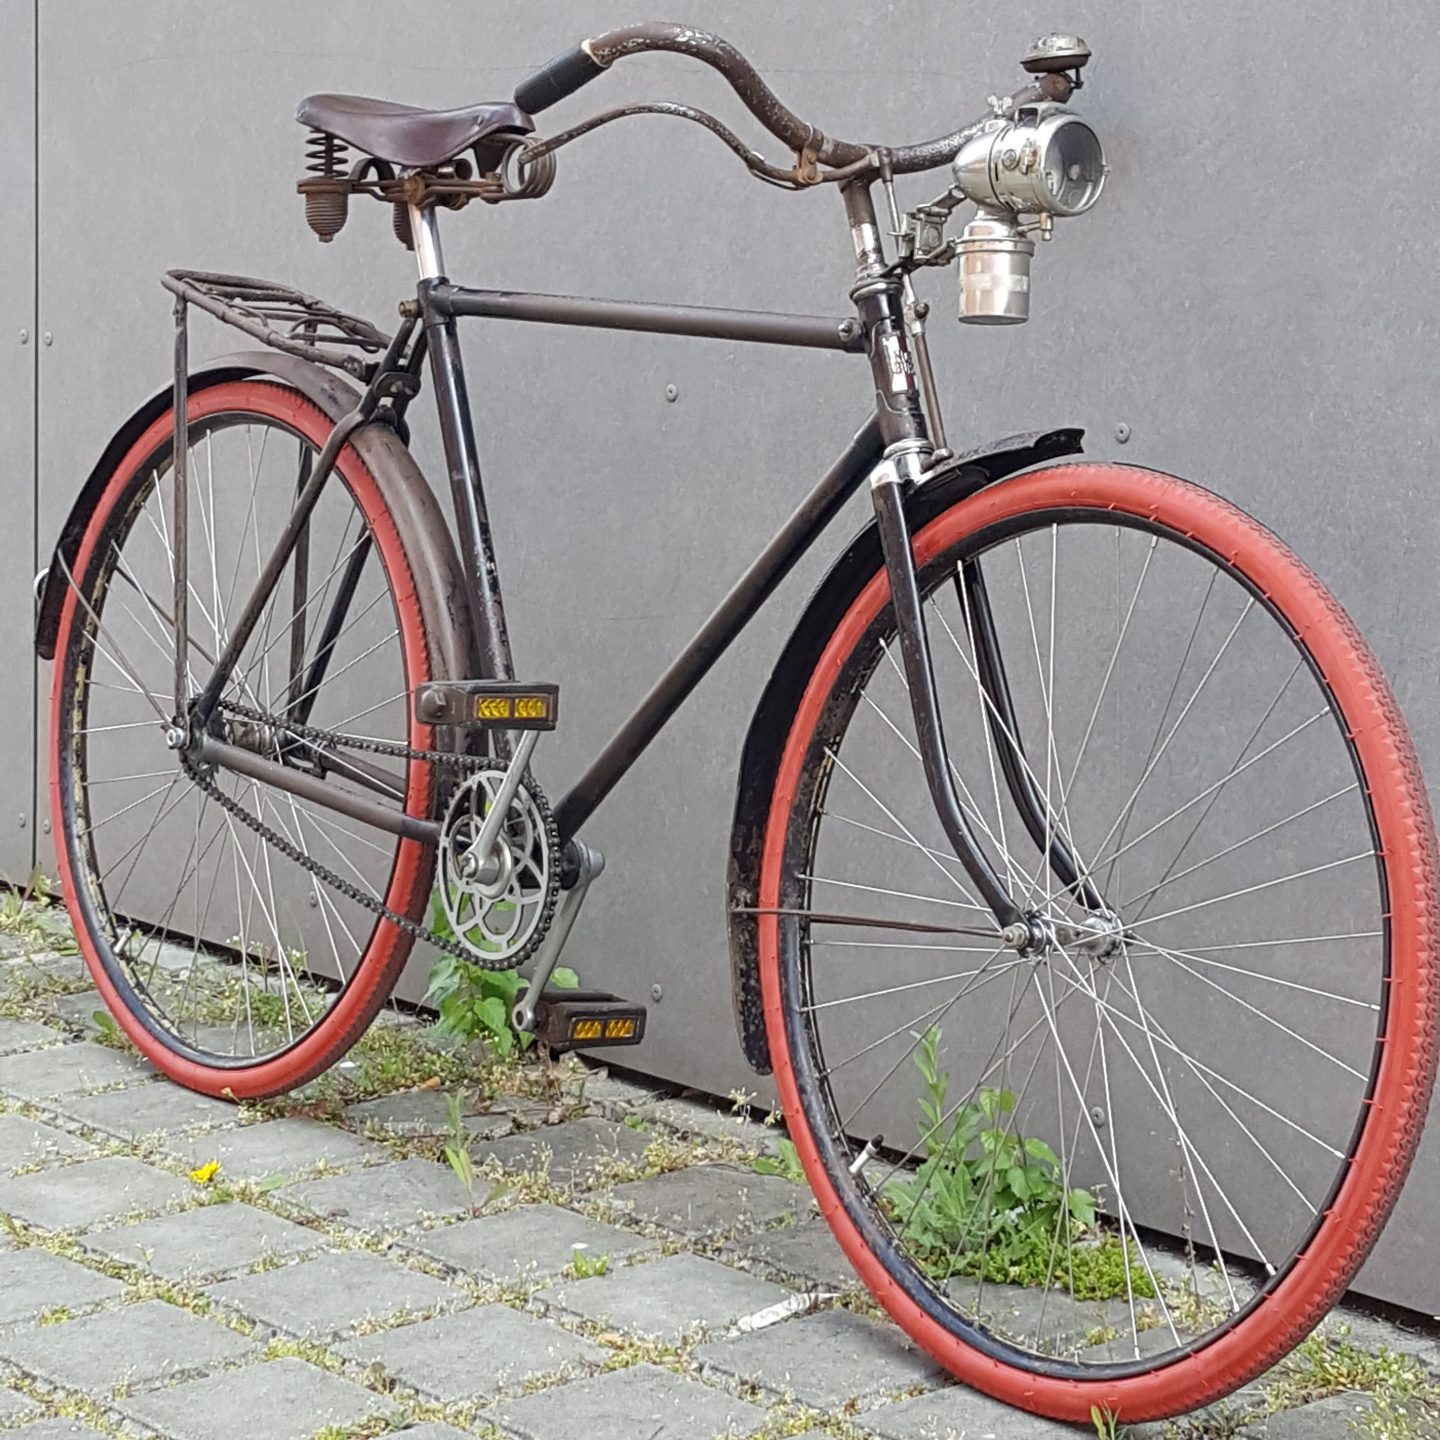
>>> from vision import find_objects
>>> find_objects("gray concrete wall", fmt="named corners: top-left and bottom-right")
top-left (6, 1), bottom-right (1440, 1308)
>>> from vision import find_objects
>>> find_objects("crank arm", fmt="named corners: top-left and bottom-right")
top-left (513, 840), bottom-right (604, 1034)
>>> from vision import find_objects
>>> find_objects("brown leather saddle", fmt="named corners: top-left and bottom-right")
top-left (296, 94), bottom-right (532, 169)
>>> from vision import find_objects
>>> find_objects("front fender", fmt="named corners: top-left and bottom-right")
top-left (34, 352), bottom-right (475, 685)
top-left (725, 426), bottom-right (1085, 1074)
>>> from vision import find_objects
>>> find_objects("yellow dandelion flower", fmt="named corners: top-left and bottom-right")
top-left (189, 1160), bottom-right (221, 1185)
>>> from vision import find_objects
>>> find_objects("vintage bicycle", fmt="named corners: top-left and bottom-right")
top-left (33, 22), bottom-right (1439, 1423)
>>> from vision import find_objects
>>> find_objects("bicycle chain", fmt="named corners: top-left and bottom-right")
top-left (182, 699), bottom-right (548, 970)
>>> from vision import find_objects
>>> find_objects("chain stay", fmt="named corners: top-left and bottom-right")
top-left (188, 699), bottom-right (542, 971)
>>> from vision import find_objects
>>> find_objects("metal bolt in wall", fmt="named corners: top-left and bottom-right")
top-left (42, 332), bottom-right (52, 347)
top-left (18, 329), bottom-right (28, 345)
top-left (1114, 421), bottom-right (1131, 444)
top-left (664, 383), bottom-right (678, 403)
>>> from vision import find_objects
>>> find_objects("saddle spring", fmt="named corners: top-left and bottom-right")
top-left (302, 130), bottom-right (351, 242)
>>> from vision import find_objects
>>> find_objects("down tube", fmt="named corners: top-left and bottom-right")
top-left (553, 417), bottom-right (884, 842)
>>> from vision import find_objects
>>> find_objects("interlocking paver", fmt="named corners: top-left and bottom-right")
top-left (493, 1361), bottom-right (767, 1440)
top-left (0, 1042), bottom-right (153, 1100)
top-left (868, 1384), bottom-right (1082, 1439)
top-left (44, 992), bottom-right (106, 1034)
top-left (970, 1281), bottom-right (1127, 1353)
top-left (477, 1116), bottom-right (651, 1189)
top-left (1237, 1392), bottom-right (1374, 1436)
top-left (724, 1217), bottom-right (855, 1287)
top-left (0, 1155), bottom-right (187, 1230)
top-left (0, 1018), bottom-right (68, 1056)
top-left (0, 1388), bottom-right (36, 1424)
top-left (282, 1157), bottom-right (469, 1230)
top-left (0, 1249), bottom-right (126, 1325)
top-left (698, 1306), bottom-right (945, 1408)
top-left (165, 1117), bottom-right (387, 1181)
top-left (116, 1356), bottom-right (387, 1440)
top-left (0, 1113), bottom-right (91, 1170)
top-left (81, 1202), bottom-right (322, 1279)
top-left (404, 1203), bottom-right (654, 1283)
top-left (343, 1089), bottom-right (515, 1139)
top-left (207, 1249), bottom-right (457, 1338)
top-left (0, 1299), bottom-right (251, 1391)
top-left (606, 1164), bottom-right (813, 1238)
top-left (538, 1252), bottom-right (790, 1342)
top-left (3, 1422), bottom-right (102, 1440)
top-left (340, 1304), bottom-right (603, 1401)
top-left (58, 1081), bottom-right (239, 1141)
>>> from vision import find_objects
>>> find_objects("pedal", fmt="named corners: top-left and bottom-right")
top-left (531, 989), bottom-right (647, 1052)
top-left (414, 680), bottom-right (558, 730)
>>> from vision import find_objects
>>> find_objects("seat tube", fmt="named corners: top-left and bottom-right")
top-left (410, 203), bottom-right (515, 683)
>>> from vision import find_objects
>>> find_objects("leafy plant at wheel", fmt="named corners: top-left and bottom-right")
top-left (884, 1026), bottom-right (1153, 1301)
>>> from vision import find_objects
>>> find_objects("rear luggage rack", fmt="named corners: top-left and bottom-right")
top-left (162, 270), bottom-right (391, 379)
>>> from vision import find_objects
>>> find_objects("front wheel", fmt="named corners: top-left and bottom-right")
top-left (759, 463), bottom-right (1438, 1422)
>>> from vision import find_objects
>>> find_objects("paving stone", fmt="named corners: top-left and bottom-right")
top-left (538, 1252), bottom-right (790, 1343)
top-left (381, 1428), bottom-right (470, 1440)
top-left (404, 1203), bottom-right (655, 1283)
top-left (0, 1299), bottom-right (251, 1390)
top-left (3, 1423), bottom-right (102, 1440)
top-left (0, 1113), bottom-right (91, 1170)
top-left (0, 1042), bottom-right (153, 1100)
top-left (1237, 1393), bottom-right (1375, 1436)
top-left (699, 1305), bottom-right (944, 1408)
top-left (0, 1154), bottom-right (188, 1230)
top-left (724, 1217), bottom-right (856, 1288)
top-left (340, 1304), bottom-right (603, 1401)
top-left (283, 1157), bottom-right (470, 1230)
top-left (0, 951), bottom-right (87, 982)
top-left (0, 1018), bottom-right (68, 1056)
top-left (491, 1361), bottom-right (767, 1440)
top-left (868, 1384), bottom-right (1083, 1439)
top-left (343, 1089), bottom-right (514, 1139)
top-left (57, 1081), bottom-right (240, 1141)
top-left (0, 1388), bottom-right (39, 1424)
top-left (607, 1164), bottom-right (813, 1238)
top-left (166, 1117), bottom-right (388, 1181)
top-left (43, 992), bottom-right (106, 1034)
top-left (1320, 1306), bottom-right (1440, 1370)
top-left (967, 1282), bottom-right (1128, 1355)
top-left (81, 1202), bottom-right (322, 1279)
top-left (477, 1117), bottom-right (652, 1189)
top-left (0, 1249), bottom-right (126, 1325)
top-left (207, 1249), bottom-right (457, 1338)
top-left (117, 1356), bottom-right (387, 1440)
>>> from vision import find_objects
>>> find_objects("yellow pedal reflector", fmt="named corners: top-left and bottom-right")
top-left (533, 991), bottom-right (648, 1051)
top-left (414, 681), bottom-right (558, 730)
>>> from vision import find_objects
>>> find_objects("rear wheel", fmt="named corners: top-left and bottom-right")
top-left (50, 380), bottom-right (444, 1098)
top-left (759, 463), bottom-right (1438, 1422)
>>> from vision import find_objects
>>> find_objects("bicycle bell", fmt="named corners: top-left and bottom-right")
top-left (950, 36), bottom-right (1106, 324)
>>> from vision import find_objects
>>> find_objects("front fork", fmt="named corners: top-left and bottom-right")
top-left (843, 181), bottom-right (1092, 945)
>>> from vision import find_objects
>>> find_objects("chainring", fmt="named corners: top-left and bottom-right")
top-left (181, 699), bottom-right (557, 971)
top-left (438, 763), bottom-right (560, 970)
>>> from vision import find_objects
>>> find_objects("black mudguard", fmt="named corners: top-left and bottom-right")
top-left (34, 352), bottom-right (476, 683)
top-left (725, 427), bottom-right (1085, 1074)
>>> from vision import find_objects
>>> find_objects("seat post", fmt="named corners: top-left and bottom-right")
top-left (408, 203), bottom-right (446, 281)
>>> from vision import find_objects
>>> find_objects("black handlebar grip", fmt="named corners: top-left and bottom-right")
top-left (514, 42), bottom-right (606, 115)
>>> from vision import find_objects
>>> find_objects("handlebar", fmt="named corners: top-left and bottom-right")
top-left (514, 22), bottom-right (1076, 177)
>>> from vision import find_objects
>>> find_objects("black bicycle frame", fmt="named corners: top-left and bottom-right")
top-left (191, 179), bottom-right (1086, 933)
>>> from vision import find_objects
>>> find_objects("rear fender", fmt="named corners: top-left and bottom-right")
top-left (725, 427), bottom-right (1085, 1074)
top-left (34, 352), bottom-right (476, 683)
